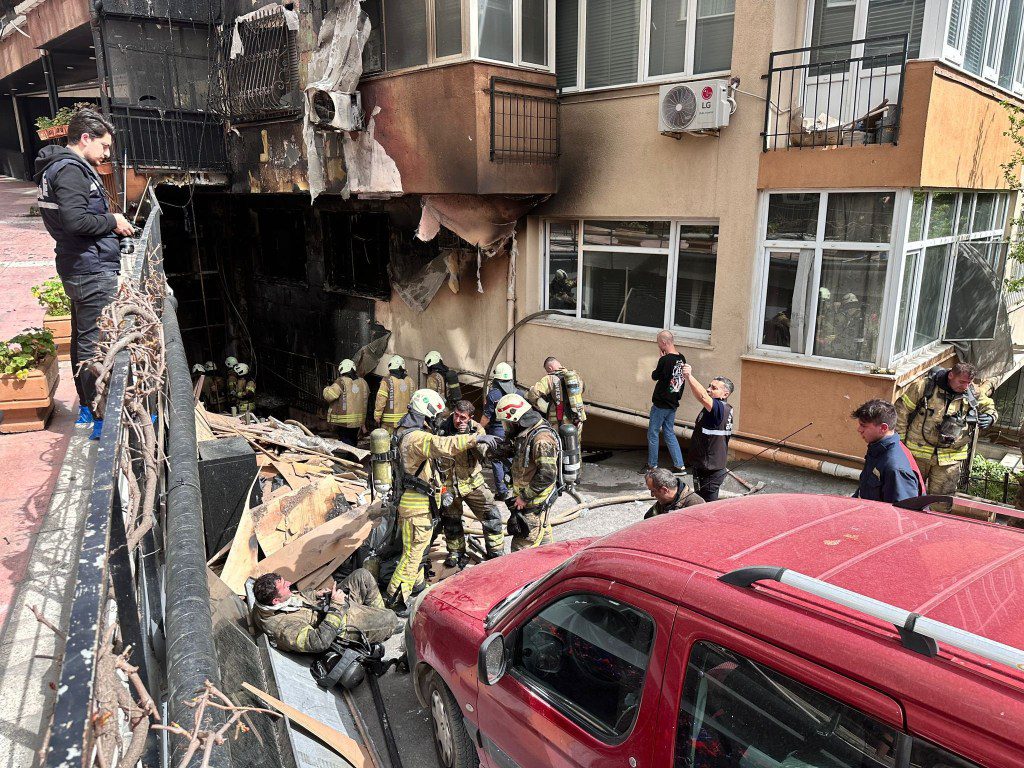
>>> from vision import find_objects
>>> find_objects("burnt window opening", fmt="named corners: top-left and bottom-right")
top-left (254, 209), bottom-right (309, 284)
top-left (223, 5), bottom-right (301, 123)
top-left (321, 211), bottom-right (391, 299)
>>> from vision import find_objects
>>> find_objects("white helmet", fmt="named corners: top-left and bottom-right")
top-left (225, 356), bottom-right (238, 368)
top-left (492, 362), bottom-right (514, 382)
top-left (192, 363), bottom-right (206, 374)
top-left (495, 393), bottom-right (531, 424)
top-left (338, 359), bottom-right (356, 375)
top-left (387, 355), bottom-right (406, 372)
top-left (408, 388), bottom-right (446, 418)
top-left (424, 350), bottom-right (443, 368)
top-left (204, 360), bottom-right (216, 372)
top-left (233, 362), bottom-right (250, 377)
top-left (818, 288), bottom-right (831, 302)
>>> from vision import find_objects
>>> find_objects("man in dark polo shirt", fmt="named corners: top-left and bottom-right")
top-left (644, 468), bottom-right (704, 518)
top-left (851, 399), bottom-right (924, 503)
top-left (681, 364), bottom-right (734, 501)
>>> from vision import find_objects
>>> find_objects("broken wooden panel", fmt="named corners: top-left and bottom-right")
top-left (252, 476), bottom-right (348, 556)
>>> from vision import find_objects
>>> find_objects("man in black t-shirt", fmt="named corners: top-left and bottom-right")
top-left (646, 330), bottom-right (686, 473)
top-left (682, 364), bottom-right (734, 501)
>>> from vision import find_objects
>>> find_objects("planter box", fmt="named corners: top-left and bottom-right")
top-left (0, 355), bottom-right (59, 434)
top-left (43, 314), bottom-right (71, 362)
top-left (35, 124), bottom-right (68, 141)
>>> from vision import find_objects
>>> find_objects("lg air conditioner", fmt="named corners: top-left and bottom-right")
top-left (308, 90), bottom-right (363, 131)
top-left (658, 79), bottom-right (734, 135)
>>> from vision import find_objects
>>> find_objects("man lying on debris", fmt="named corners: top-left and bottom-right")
top-left (250, 568), bottom-right (402, 654)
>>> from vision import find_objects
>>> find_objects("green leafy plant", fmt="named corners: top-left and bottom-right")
top-left (30, 277), bottom-right (71, 317)
top-left (1000, 101), bottom-right (1024, 293)
top-left (34, 102), bottom-right (98, 131)
top-left (0, 329), bottom-right (56, 380)
top-left (965, 453), bottom-right (1023, 504)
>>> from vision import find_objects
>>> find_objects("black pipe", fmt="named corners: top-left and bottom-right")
top-left (163, 294), bottom-right (231, 767)
top-left (366, 672), bottom-right (404, 768)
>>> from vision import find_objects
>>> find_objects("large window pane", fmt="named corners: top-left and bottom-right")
top-left (958, 193), bottom-right (974, 233)
top-left (479, 0), bottom-right (514, 62)
top-left (908, 191), bottom-right (926, 241)
top-left (894, 249), bottom-right (920, 356)
top-left (767, 193), bottom-right (819, 240)
top-left (649, 0), bottom-right (688, 77)
top-left (585, 0), bottom-right (641, 89)
top-left (865, 0), bottom-right (925, 58)
top-left (927, 192), bottom-right (956, 239)
top-left (584, 220), bottom-right (671, 248)
top-left (582, 250), bottom-right (667, 327)
top-left (974, 192), bottom-right (996, 230)
top-left (383, 0), bottom-right (428, 70)
top-left (824, 192), bottom-right (895, 243)
top-left (435, 0), bottom-right (463, 57)
top-left (675, 225), bottom-right (717, 330)
top-left (762, 252), bottom-right (799, 347)
top-left (556, 0), bottom-right (579, 88)
top-left (912, 244), bottom-right (950, 349)
top-left (522, 0), bottom-right (548, 65)
top-left (964, 0), bottom-right (991, 75)
top-left (694, 0), bottom-right (734, 73)
top-left (999, 0), bottom-right (1024, 89)
top-left (948, 0), bottom-right (967, 48)
top-left (810, 0), bottom-right (856, 63)
top-left (362, 0), bottom-right (384, 72)
top-left (814, 250), bottom-right (888, 362)
top-left (547, 222), bottom-right (579, 312)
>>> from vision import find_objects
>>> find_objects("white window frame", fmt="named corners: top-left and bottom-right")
top-left (542, 218), bottom-right (719, 341)
top-left (558, 0), bottom-right (733, 94)
top-left (470, 0), bottom-right (556, 72)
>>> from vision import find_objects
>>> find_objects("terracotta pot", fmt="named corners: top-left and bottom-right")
top-left (43, 315), bottom-right (72, 362)
top-left (0, 354), bottom-right (59, 434)
top-left (35, 124), bottom-right (69, 141)
top-left (95, 162), bottom-right (114, 175)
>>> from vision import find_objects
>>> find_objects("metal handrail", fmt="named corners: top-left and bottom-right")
top-left (719, 566), bottom-right (1024, 671)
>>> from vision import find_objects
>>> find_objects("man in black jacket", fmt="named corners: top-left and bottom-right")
top-left (34, 109), bottom-right (134, 437)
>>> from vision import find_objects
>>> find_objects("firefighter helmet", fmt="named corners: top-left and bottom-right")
top-left (192, 363), bottom-right (205, 374)
top-left (492, 362), bottom-right (514, 382)
top-left (225, 356), bottom-right (238, 368)
top-left (387, 355), bottom-right (406, 372)
top-left (495, 393), bottom-right (531, 424)
top-left (233, 363), bottom-right (250, 377)
top-left (204, 361), bottom-right (216, 372)
top-left (424, 350), bottom-right (443, 368)
top-left (338, 359), bottom-right (356, 375)
top-left (409, 389), bottom-right (446, 419)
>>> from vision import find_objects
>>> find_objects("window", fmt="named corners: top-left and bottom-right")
top-left (513, 593), bottom-right (654, 739)
top-left (477, 0), bottom-right (552, 68)
top-left (946, 0), bottom-right (1024, 92)
top-left (545, 219), bottom-right (720, 335)
top-left (382, 0), bottom-right (429, 70)
top-left (809, 0), bottom-right (922, 62)
top-left (557, 0), bottom-right (734, 92)
top-left (910, 739), bottom-right (982, 767)
top-left (675, 642), bottom-right (901, 768)
top-left (479, 0), bottom-right (514, 61)
top-left (320, 212), bottom-right (391, 298)
top-left (435, 0), bottom-right (464, 58)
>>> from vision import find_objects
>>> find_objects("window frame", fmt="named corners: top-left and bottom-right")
top-left (542, 217), bottom-right (719, 341)
top-left (557, 0), bottom-right (734, 94)
top-left (470, 0), bottom-right (557, 72)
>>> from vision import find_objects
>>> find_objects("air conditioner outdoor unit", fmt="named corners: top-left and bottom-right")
top-left (308, 90), bottom-right (363, 131)
top-left (658, 79), bottom-right (733, 135)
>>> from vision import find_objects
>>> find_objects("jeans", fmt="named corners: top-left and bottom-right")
top-left (648, 405), bottom-right (684, 468)
top-left (61, 271), bottom-right (119, 418)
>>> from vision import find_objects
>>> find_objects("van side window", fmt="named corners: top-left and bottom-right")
top-left (910, 740), bottom-right (981, 768)
top-left (512, 593), bottom-right (655, 740)
top-left (675, 642), bottom-right (899, 768)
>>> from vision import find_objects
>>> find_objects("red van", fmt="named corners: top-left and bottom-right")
top-left (406, 494), bottom-right (1024, 768)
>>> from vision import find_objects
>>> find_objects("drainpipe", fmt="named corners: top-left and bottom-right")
top-left (584, 402), bottom-right (862, 482)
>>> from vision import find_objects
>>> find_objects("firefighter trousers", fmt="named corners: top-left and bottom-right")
top-left (915, 454), bottom-right (962, 511)
top-left (386, 511), bottom-right (432, 601)
top-left (337, 568), bottom-right (402, 644)
top-left (442, 485), bottom-right (505, 556)
top-left (511, 509), bottom-right (553, 552)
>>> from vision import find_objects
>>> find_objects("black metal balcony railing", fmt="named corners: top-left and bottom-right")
top-left (111, 106), bottom-right (228, 173)
top-left (489, 77), bottom-right (560, 164)
top-left (763, 34), bottom-right (909, 151)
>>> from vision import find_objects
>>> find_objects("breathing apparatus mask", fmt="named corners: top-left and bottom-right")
top-left (938, 408), bottom-right (976, 447)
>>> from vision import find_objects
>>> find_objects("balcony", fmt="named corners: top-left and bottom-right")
top-left (763, 35), bottom-right (909, 152)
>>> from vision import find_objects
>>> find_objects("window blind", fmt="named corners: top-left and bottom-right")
top-left (947, 0), bottom-right (964, 47)
top-left (557, 0), bottom-right (580, 88)
top-left (964, 0), bottom-right (991, 74)
top-left (999, 0), bottom-right (1023, 87)
top-left (864, 0), bottom-right (924, 58)
top-left (584, 0), bottom-right (641, 89)
top-left (810, 0), bottom-right (856, 64)
top-left (649, 0), bottom-right (688, 77)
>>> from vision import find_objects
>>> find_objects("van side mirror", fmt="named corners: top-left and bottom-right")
top-left (478, 632), bottom-right (508, 686)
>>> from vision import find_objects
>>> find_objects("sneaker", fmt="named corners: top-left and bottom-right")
top-left (671, 466), bottom-right (687, 475)
top-left (75, 406), bottom-right (94, 425)
top-left (443, 553), bottom-right (461, 569)
top-left (89, 419), bottom-right (103, 441)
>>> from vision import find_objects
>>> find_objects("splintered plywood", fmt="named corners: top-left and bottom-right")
top-left (220, 506), bottom-right (259, 596)
top-left (253, 476), bottom-right (347, 556)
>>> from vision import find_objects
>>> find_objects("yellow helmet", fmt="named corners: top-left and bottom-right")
top-left (409, 388), bottom-right (446, 418)
top-left (424, 350), bottom-right (443, 368)
top-left (387, 355), bottom-right (406, 372)
top-left (338, 359), bottom-right (356, 375)
top-left (491, 362), bottom-right (514, 382)
top-left (495, 393), bottom-right (531, 423)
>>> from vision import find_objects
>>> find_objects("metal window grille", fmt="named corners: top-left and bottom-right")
top-left (489, 77), bottom-right (560, 164)
top-left (222, 6), bottom-right (301, 124)
top-left (110, 106), bottom-right (227, 172)
top-left (762, 34), bottom-right (908, 151)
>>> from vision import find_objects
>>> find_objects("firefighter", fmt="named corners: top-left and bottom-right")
top-left (384, 389), bottom-right (500, 613)
top-left (438, 400), bottom-right (505, 568)
top-left (231, 362), bottom-right (256, 415)
top-left (526, 356), bottom-right (587, 442)
top-left (203, 360), bottom-right (226, 412)
top-left (250, 568), bottom-right (402, 653)
top-left (423, 350), bottom-right (459, 405)
top-left (479, 362), bottom-right (523, 501)
top-left (895, 362), bottom-right (997, 508)
top-left (323, 359), bottom-right (368, 446)
top-left (224, 357), bottom-right (240, 412)
top-left (373, 355), bottom-right (414, 435)
top-left (493, 393), bottom-right (561, 552)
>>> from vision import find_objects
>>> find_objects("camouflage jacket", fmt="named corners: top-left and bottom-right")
top-left (251, 589), bottom-right (344, 654)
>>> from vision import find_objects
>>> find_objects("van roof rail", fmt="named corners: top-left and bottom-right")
top-left (719, 566), bottom-right (1024, 673)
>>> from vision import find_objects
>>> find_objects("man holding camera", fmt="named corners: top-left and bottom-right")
top-left (895, 362), bottom-right (997, 505)
top-left (250, 568), bottom-right (401, 654)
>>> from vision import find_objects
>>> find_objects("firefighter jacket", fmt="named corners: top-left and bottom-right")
top-left (508, 420), bottom-right (561, 512)
top-left (374, 375), bottom-right (413, 427)
top-left (426, 369), bottom-right (447, 400)
top-left (251, 590), bottom-right (344, 654)
top-left (231, 376), bottom-right (256, 413)
top-left (527, 370), bottom-right (587, 425)
top-left (896, 372), bottom-right (997, 466)
top-left (439, 417), bottom-right (487, 495)
top-left (395, 428), bottom-right (477, 518)
top-left (323, 375), bottom-right (368, 427)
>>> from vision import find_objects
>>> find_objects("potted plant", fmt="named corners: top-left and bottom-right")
top-left (0, 329), bottom-right (59, 434)
top-left (31, 277), bottom-right (72, 361)
top-left (35, 102), bottom-right (97, 142)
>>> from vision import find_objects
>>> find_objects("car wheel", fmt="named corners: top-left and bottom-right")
top-left (426, 672), bottom-right (478, 768)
